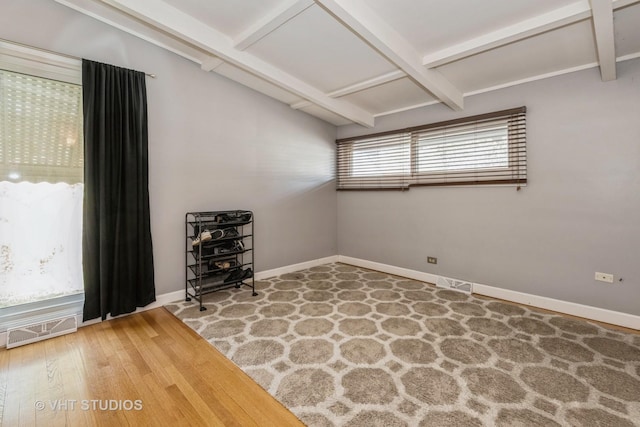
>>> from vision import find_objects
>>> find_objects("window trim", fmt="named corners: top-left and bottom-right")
top-left (336, 107), bottom-right (526, 190)
top-left (0, 39), bottom-right (81, 84)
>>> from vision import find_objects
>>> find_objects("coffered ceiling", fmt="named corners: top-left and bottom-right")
top-left (55, 0), bottom-right (640, 127)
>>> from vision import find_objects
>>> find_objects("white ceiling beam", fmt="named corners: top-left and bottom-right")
top-left (234, 0), bottom-right (314, 51)
top-left (200, 57), bottom-right (223, 72)
top-left (617, 51), bottom-right (640, 62)
top-left (96, 0), bottom-right (374, 127)
top-left (55, 0), bottom-right (207, 64)
top-left (380, 61), bottom-right (611, 118)
top-left (315, 0), bottom-right (463, 111)
top-left (291, 69), bottom-right (405, 109)
top-left (377, 49), bottom-right (640, 118)
top-left (590, 0), bottom-right (617, 81)
top-left (423, 1), bottom-right (593, 68)
top-left (422, 0), bottom-right (639, 68)
top-left (58, 1), bottom-right (225, 77)
top-left (375, 62), bottom-right (599, 119)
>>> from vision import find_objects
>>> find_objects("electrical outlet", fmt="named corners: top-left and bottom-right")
top-left (427, 257), bottom-right (438, 264)
top-left (595, 272), bottom-right (614, 283)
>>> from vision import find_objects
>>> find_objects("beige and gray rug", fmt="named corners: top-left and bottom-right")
top-left (166, 263), bottom-right (640, 426)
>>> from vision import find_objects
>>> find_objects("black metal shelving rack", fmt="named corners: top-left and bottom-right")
top-left (185, 210), bottom-right (256, 311)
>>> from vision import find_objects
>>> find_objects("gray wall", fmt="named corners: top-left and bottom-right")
top-left (1, 0), bottom-right (337, 296)
top-left (337, 59), bottom-right (640, 316)
top-left (4, 0), bottom-right (638, 317)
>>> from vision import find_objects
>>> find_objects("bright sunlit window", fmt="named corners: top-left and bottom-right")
top-left (0, 51), bottom-right (84, 308)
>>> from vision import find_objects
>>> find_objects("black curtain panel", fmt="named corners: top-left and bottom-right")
top-left (82, 59), bottom-right (155, 321)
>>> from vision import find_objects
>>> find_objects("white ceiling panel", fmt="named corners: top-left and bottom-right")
top-left (365, 0), bottom-right (579, 53)
top-left (340, 77), bottom-right (437, 116)
top-left (246, 4), bottom-right (398, 93)
top-left (437, 20), bottom-right (599, 93)
top-left (162, 0), bottom-right (286, 39)
top-left (614, 3), bottom-right (640, 57)
top-left (57, 0), bottom-right (640, 127)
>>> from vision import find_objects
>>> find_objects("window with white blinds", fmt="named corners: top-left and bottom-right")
top-left (0, 69), bottom-right (84, 183)
top-left (336, 107), bottom-right (526, 190)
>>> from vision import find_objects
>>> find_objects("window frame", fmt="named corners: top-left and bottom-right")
top-left (336, 107), bottom-right (526, 190)
top-left (0, 39), bottom-right (84, 329)
top-left (0, 39), bottom-right (81, 85)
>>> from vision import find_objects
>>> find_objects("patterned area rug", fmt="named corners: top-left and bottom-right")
top-left (166, 263), bottom-right (640, 426)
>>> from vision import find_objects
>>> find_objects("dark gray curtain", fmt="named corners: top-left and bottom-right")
top-left (82, 59), bottom-right (155, 321)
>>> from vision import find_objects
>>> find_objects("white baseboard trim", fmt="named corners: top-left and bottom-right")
top-left (337, 255), bottom-right (439, 284)
top-left (139, 290), bottom-right (185, 311)
top-left (472, 282), bottom-right (640, 331)
top-left (79, 257), bottom-right (342, 330)
top-left (337, 256), bottom-right (640, 331)
top-left (79, 289), bottom-right (186, 327)
top-left (255, 255), bottom-right (339, 280)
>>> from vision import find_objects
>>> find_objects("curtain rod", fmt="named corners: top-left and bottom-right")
top-left (1, 38), bottom-right (157, 78)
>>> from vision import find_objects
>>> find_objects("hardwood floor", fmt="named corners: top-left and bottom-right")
top-left (0, 308), bottom-right (304, 427)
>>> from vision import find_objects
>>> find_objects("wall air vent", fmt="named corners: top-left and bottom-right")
top-left (6, 316), bottom-right (77, 349)
top-left (436, 276), bottom-right (473, 294)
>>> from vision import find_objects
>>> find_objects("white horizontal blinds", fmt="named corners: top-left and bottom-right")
top-left (0, 69), bottom-right (83, 183)
top-left (337, 132), bottom-right (412, 189)
top-left (413, 109), bottom-right (526, 186)
top-left (336, 107), bottom-right (526, 190)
